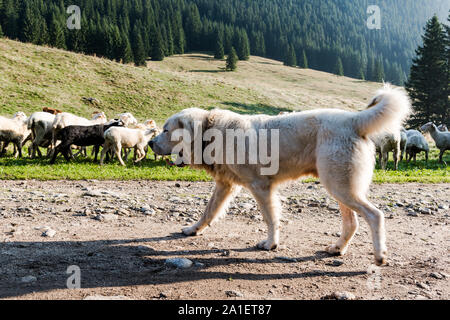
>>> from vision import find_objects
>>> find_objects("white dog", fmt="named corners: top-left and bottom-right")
top-left (150, 84), bottom-right (411, 266)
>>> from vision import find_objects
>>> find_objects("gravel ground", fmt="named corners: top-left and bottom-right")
top-left (0, 180), bottom-right (448, 300)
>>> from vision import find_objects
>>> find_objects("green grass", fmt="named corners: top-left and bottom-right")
top-left (0, 38), bottom-right (448, 183)
top-left (0, 153), bottom-right (210, 181)
top-left (0, 147), bottom-right (447, 183)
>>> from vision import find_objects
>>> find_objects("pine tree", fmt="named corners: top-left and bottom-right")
top-left (21, 4), bottom-right (40, 44)
top-left (132, 28), bottom-right (147, 67)
top-left (333, 57), bottom-right (344, 76)
top-left (226, 46), bottom-right (238, 71)
top-left (185, 3), bottom-right (202, 51)
top-left (150, 24), bottom-right (164, 61)
top-left (2, 0), bottom-right (18, 39)
top-left (373, 58), bottom-right (384, 82)
top-left (366, 56), bottom-right (375, 81)
top-left (49, 15), bottom-right (66, 49)
top-left (358, 68), bottom-right (365, 80)
top-left (236, 30), bottom-right (250, 60)
top-left (119, 30), bottom-right (133, 64)
top-left (300, 50), bottom-right (308, 68)
top-left (214, 29), bottom-right (224, 59)
top-left (284, 45), bottom-right (297, 67)
top-left (0, 23), bottom-right (3, 37)
top-left (405, 15), bottom-right (448, 126)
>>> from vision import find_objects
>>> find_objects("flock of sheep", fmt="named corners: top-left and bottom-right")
top-left (0, 107), bottom-right (449, 169)
top-left (372, 123), bottom-right (449, 169)
top-left (0, 108), bottom-right (161, 165)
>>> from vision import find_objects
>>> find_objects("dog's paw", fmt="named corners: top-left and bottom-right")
top-left (325, 244), bottom-right (346, 256)
top-left (375, 250), bottom-right (388, 266)
top-left (256, 239), bottom-right (278, 251)
top-left (182, 226), bottom-right (198, 236)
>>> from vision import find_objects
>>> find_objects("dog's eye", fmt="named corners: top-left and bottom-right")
top-left (163, 129), bottom-right (169, 133)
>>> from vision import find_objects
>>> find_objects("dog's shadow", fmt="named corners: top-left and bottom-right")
top-left (0, 233), bottom-right (365, 298)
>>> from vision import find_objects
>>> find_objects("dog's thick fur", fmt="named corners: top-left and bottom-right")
top-left (151, 84), bottom-right (411, 265)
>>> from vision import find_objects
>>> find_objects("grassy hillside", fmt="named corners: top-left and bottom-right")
top-left (0, 38), bottom-right (382, 123)
top-left (0, 38), bottom-right (447, 183)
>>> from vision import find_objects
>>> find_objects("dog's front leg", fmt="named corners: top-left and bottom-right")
top-left (250, 185), bottom-right (280, 250)
top-left (182, 181), bottom-right (239, 236)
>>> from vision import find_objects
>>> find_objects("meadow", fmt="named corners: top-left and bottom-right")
top-left (0, 146), bottom-right (447, 183)
top-left (0, 38), bottom-right (448, 183)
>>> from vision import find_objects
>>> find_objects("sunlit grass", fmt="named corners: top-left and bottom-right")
top-left (0, 146), bottom-right (447, 183)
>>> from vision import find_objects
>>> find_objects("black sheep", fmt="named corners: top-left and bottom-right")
top-left (50, 119), bottom-right (124, 163)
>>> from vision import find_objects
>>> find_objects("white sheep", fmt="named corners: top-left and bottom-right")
top-left (405, 129), bottom-right (429, 163)
top-left (27, 112), bottom-right (56, 158)
top-left (371, 131), bottom-right (401, 170)
top-left (100, 127), bottom-right (156, 166)
top-left (421, 122), bottom-right (450, 163)
top-left (0, 112), bottom-right (30, 158)
top-left (117, 113), bottom-right (138, 127)
top-left (125, 119), bottom-right (160, 160)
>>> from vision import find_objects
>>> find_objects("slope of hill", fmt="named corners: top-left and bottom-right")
top-left (0, 38), bottom-right (382, 123)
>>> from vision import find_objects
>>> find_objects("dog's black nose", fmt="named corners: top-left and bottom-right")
top-left (148, 140), bottom-right (154, 149)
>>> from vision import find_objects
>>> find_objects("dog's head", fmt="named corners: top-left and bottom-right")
top-left (149, 108), bottom-right (210, 165)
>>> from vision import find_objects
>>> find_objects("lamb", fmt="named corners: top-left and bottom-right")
top-left (50, 119), bottom-right (124, 164)
top-left (27, 112), bottom-right (56, 158)
top-left (0, 112), bottom-right (30, 158)
top-left (405, 129), bottom-right (429, 163)
top-left (420, 122), bottom-right (450, 164)
top-left (437, 124), bottom-right (448, 132)
top-left (371, 131), bottom-right (401, 170)
top-left (117, 113), bottom-right (138, 127)
top-left (100, 127), bottom-right (156, 166)
top-left (52, 111), bottom-right (107, 151)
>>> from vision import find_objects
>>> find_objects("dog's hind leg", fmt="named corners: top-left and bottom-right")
top-left (182, 181), bottom-right (239, 236)
top-left (249, 184), bottom-right (281, 250)
top-left (326, 202), bottom-right (359, 256)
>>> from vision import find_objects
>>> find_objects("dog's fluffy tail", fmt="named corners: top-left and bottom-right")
top-left (354, 84), bottom-right (411, 137)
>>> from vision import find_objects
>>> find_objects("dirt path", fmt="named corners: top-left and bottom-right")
top-left (0, 180), bottom-right (448, 300)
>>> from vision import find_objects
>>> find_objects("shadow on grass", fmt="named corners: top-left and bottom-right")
top-left (220, 102), bottom-right (293, 115)
top-left (0, 236), bottom-right (365, 299)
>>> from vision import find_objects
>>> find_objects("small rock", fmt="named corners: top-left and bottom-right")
top-left (42, 228), bottom-right (56, 238)
top-left (407, 211), bottom-right (418, 217)
top-left (416, 282), bottom-right (430, 290)
top-left (326, 260), bottom-right (344, 267)
top-left (21, 275), bottom-right (37, 283)
top-left (327, 204), bottom-right (339, 211)
top-left (93, 213), bottom-right (118, 221)
top-left (165, 258), bottom-right (193, 269)
top-left (430, 272), bottom-right (444, 279)
top-left (175, 183), bottom-right (181, 188)
top-left (82, 190), bottom-right (103, 197)
top-left (322, 291), bottom-right (356, 300)
top-left (419, 208), bottom-right (432, 215)
top-left (225, 290), bottom-right (244, 298)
